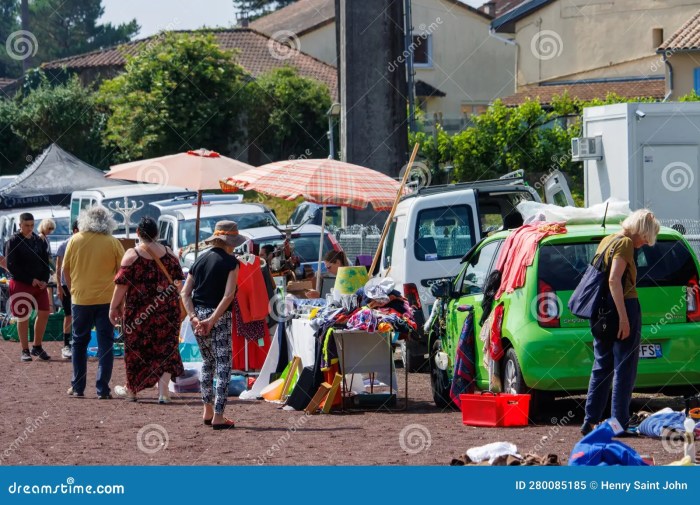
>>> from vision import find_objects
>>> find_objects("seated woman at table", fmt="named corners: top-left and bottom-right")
top-left (306, 250), bottom-right (349, 299)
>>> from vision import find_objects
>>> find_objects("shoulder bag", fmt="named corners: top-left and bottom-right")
top-left (568, 236), bottom-right (627, 339)
top-left (141, 245), bottom-right (188, 322)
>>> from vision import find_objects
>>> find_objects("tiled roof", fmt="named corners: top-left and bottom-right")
top-left (500, 78), bottom-right (666, 106)
top-left (40, 28), bottom-right (337, 99)
top-left (0, 78), bottom-right (16, 89)
top-left (658, 9), bottom-right (700, 52)
top-left (250, 0), bottom-right (491, 37)
top-left (249, 0), bottom-right (335, 36)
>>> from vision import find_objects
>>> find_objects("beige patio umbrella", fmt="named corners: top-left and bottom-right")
top-left (107, 149), bottom-right (254, 256)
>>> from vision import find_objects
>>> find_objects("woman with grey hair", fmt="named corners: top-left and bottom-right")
top-left (581, 208), bottom-right (660, 435)
top-left (63, 206), bottom-right (124, 399)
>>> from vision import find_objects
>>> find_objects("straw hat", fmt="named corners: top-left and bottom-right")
top-left (203, 220), bottom-right (247, 248)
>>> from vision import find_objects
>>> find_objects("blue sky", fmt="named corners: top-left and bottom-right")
top-left (100, 0), bottom-right (240, 39)
top-left (99, 0), bottom-right (485, 39)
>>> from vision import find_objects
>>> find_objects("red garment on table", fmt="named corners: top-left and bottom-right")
top-left (237, 255), bottom-right (269, 322)
top-left (495, 222), bottom-right (566, 299)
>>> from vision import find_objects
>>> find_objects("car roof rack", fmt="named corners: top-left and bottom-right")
top-left (404, 174), bottom-right (530, 200)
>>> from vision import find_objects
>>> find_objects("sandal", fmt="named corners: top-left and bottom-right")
top-left (212, 418), bottom-right (236, 430)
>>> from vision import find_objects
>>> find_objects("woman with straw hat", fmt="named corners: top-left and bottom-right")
top-left (181, 221), bottom-right (244, 430)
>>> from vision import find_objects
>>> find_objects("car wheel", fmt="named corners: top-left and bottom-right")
top-left (401, 339), bottom-right (429, 373)
top-left (501, 348), bottom-right (553, 419)
top-left (430, 340), bottom-right (453, 408)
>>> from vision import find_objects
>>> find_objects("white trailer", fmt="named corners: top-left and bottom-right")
top-left (580, 102), bottom-right (700, 223)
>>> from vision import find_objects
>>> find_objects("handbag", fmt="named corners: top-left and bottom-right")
top-left (141, 245), bottom-right (188, 322)
top-left (568, 236), bottom-right (626, 339)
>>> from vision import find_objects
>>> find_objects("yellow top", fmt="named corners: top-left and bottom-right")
top-left (596, 234), bottom-right (637, 299)
top-left (63, 232), bottom-right (125, 305)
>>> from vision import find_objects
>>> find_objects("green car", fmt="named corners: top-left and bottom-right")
top-left (429, 223), bottom-right (700, 413)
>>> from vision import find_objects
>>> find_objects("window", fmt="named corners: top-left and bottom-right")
top-left (382, 219), bottom-right (397, 268)
top-left (460, 240), bottom-right (502, 295)
top-left (257, 235), bottom-right (333, 264)
top-left (414, 205), bottom-right (475, 261)
top-left (652, 28), bottom-right (664, 49)
top-left (412, 34), bottom-right (432, 67)
top-left (694, 68), bottom-right (700, 94)
top-left (538, 240), bottom-right (698, 291)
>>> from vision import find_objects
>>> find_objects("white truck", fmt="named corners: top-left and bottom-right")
top-left (379, 171), bottom-right (572, 371)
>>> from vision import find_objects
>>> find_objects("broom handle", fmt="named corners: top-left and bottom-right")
top-left (369, 143), bottom-right (420, 276)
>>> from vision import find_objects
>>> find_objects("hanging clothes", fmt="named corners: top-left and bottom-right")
top-left (495, 222), bottom-right (566, 299)
top-left (450, 307), bottom-right (476, 408)
top-left (236, 254), bottom-right (269, 322)
top-left (231, 254), bottom-right (271, 370)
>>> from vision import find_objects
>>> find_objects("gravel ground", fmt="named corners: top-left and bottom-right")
top-left (0, 340), bottom-right (688, 466)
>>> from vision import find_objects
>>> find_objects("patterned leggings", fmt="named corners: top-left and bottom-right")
top-left (194, 306), bottom-right (232, 415)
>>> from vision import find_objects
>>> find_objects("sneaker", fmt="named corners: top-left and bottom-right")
top-left (61, 346), bottom-right (72, 359)
top-left (580, 422), bottom-right (595, 436)
top-left (20, 349), bottom-right (32, 362)
top-left (97, 393), bottom-right (113, 400)
top-left (115, 385), bottom-right (137, 402)
top-left (30, 346), bottom-right (51, 361)
top-left (158, 395), bottom-right (172, 405)
top-left (67, 387), bottom-right (84, 397)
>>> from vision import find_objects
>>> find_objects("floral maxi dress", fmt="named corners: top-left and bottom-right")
top-left (114, 252), bottom-right (185, 393)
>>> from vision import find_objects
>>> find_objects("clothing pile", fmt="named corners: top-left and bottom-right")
top-left (451, 442), bottom-right (560, 466)
top-left (307, 277), bottom-right (417, 371)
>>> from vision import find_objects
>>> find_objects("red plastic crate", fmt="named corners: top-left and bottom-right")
top-left (460, 392), bottom-right (530, 427)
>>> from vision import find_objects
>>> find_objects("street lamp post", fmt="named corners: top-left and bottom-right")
top-left (326, 102), bottom-right (341, 159)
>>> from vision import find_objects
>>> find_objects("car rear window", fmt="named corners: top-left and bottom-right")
top-left (538, 239), bottom-right (698, 291)
top-left (258, 235), bottom-right (333, 263)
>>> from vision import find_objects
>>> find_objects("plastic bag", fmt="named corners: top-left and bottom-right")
top-left (517, 198), bottom-right (630, 225)
top-left (466, 442), bottom-right (519, 464)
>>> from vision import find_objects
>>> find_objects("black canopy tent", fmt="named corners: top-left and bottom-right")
top-left (0, 144), bottom-right (125, 210)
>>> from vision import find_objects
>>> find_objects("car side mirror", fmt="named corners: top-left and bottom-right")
top-left (430, 278), bottom-right (456, 299)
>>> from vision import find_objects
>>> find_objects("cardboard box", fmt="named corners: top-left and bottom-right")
top-left (287, 280), bottom-right (313, 298)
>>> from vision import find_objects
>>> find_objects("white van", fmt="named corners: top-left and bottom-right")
top-left (381, 171), bottom-right (572, 371)
top-left (70, 185), bottom-right (192, 235)
top-left (154, 197), bottom-right (279, 260)
top-left (1, 206), bottom-right (71, 256)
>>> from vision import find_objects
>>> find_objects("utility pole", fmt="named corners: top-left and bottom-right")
top-left (404, 0), bottom-right (416, 133)
top-left (20, 0), bottom-right (31, 73)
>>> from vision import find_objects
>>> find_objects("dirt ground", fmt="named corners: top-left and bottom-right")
top-left (0, 340), bottom-right (688, 466)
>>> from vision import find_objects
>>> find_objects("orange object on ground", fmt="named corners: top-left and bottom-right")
top-left (323, 363), bottom-right (342, 407)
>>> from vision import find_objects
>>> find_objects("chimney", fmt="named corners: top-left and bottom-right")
top-left (483, 1), bottom-right (496, 16)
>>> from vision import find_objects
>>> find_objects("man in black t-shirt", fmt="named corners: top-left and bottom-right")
top-left (5, 213), bottom-right (52, 362)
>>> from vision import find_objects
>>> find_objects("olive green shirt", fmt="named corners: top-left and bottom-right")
top-left (595, 234), bottom-right (637, 299)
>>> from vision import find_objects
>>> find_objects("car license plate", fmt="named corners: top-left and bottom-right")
top-left (639, 343), bottom-right (662, 359)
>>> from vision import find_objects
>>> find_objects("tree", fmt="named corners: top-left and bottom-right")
top-left (98, 32), bottom-right (248, 161)
top-left (234, 0), bottom-right (298, 21)
top-left (245, 66), bottom-right (331, 164)
top-left (0, 97), bottom-right (27, 173)
top-left (0, 0), bottom-right (21, 77)
top-left (12, 74), bottom-right (106, 166)
top-left (29, 0), bottom-right (139, 63)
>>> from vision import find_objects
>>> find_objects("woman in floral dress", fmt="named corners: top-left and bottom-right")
top-left (109, 217), bottom-right (185, 403)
